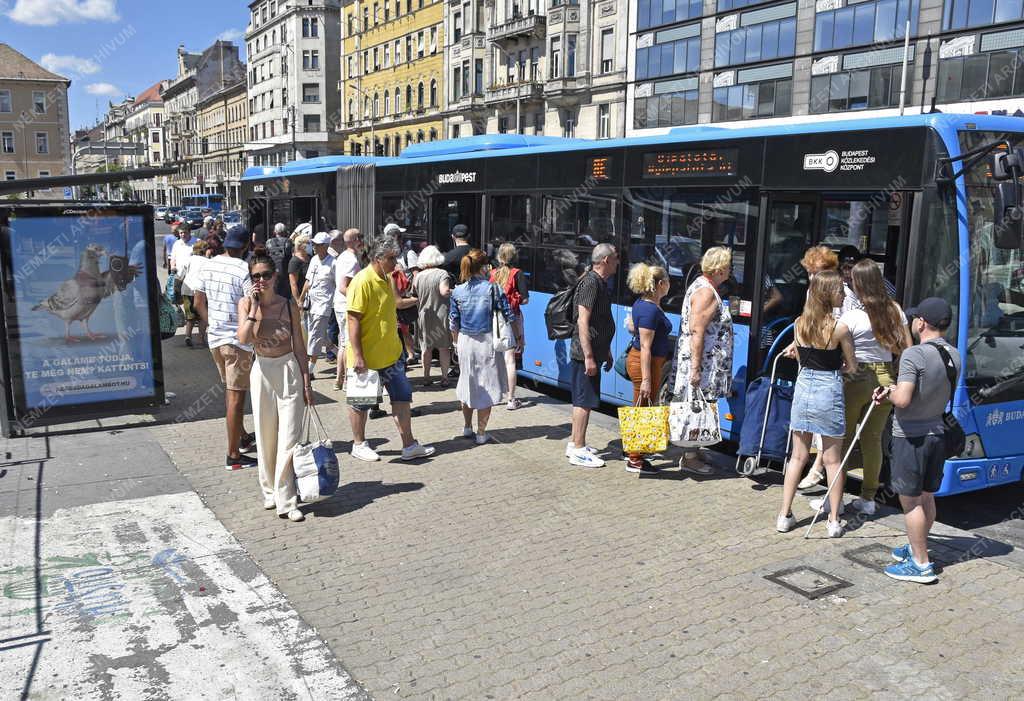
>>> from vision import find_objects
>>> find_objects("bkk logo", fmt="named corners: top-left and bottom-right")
top-left (803, 150), bottom-right (840, 173)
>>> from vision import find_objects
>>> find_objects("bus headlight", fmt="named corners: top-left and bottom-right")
top-left (961, 434), bottom-right (986, 459)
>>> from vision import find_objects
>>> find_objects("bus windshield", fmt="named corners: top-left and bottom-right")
top-left (959, 131), bottom-right (1024, 404)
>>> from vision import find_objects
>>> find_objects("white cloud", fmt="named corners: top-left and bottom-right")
top-left (7, 0), bottom-right (119, 26)
top-left (217, 28), bottom-right (244, 43)
top-left (39, 53), bottom-right (101, 76)
top-left (84, 82), bottom-right (121, 97)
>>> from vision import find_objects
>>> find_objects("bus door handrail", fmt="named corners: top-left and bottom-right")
top-left (760, 320), bottom-right (796, 376)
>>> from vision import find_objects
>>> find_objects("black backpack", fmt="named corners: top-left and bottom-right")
top-left (544, 277), bottom-right (583, 340)
top-left (930, 341), bottom-right (966, 459)
top-left (266, 237), bottom-right (293, 296)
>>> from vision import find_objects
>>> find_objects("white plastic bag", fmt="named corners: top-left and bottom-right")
top-left (346, 368), bottom-right (381, 406)
top-left (669, 387), bottom-right (722, 448)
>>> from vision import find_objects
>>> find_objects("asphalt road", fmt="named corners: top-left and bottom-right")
top-left (152, 219), bottom-right (1024, 549)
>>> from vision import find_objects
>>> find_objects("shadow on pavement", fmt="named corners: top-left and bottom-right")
top-left (308, 480), bottom-right (424, 518)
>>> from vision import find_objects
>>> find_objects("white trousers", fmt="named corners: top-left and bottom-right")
top-left (250, 352), bottom-right (302, 514)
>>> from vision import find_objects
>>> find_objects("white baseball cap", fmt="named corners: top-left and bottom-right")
top-left (383, 222), bottom-right (406, 235)
top-left (312, 231), bottom-right (332, 245)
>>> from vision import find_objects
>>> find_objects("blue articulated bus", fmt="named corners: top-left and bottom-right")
top-left (241, 114), bottom-right (1024, 497)
top-left (181, 193), bottom-right (225, 212)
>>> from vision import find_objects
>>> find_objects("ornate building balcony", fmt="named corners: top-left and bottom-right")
top-left (487, 13), bottom-right (546, 44)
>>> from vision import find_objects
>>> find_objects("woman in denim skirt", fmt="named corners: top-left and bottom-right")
top-left (777, 270), bottom-right (857, 537)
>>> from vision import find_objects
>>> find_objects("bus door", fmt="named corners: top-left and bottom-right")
top-left (430, 194), bottom-right (481, 253)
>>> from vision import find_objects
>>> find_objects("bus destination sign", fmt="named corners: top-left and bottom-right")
top-left (587, 156), bottom-right (612, 181)
top-left (642, 149), bottom-right (739, 178)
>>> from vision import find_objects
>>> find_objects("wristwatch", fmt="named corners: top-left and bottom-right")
top-left (247, 316), bottom-right (258, 322)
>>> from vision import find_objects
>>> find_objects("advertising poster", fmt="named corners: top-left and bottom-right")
top-left (4, 211), bottom-right (157, 414)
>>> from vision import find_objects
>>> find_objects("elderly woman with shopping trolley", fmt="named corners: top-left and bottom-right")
top-left (670, 247), bottom-right (735, 474)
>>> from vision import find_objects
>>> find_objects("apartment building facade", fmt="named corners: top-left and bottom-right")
top-left (197, 78), bottom-right (248, 208)
top-left (245, 0), bottom-right (344, 167)
top-left (339, 0), bottom-right (445, 156)
top-left (627, 0), bottom-right (1024, 136)
top-left (442, 1), bottom-right (629, 140)
top-left (0, 43), bottom-right (71, 198)
top-left (125, 81), bottom-right (169, 204)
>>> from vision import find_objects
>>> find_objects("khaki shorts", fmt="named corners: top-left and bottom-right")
top-left (211, 344), bottom-right (254, 391)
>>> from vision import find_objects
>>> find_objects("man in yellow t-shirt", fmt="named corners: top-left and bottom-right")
top-left (346, 235), bottom-right (436, 463)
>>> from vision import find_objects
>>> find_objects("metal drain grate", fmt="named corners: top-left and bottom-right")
top-left (843, 543), bottom-right (895, 570)
top-left (764, 566), bottom-right (852, 600)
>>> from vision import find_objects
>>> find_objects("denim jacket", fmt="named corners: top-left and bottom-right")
top-left (449, 278), bottom-right (514, 335)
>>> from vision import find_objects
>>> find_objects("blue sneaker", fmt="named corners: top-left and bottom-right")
top-left (884, 559), bottom-right (937, 584)
top-left (891, 544), bottom-right (912, 562)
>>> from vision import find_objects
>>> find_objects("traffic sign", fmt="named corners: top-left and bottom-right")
top-left (63, 187), bottom-right (73, 200)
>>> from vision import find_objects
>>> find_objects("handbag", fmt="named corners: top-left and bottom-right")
top-left (669, 386), bottom-right (722, 448)
top-left (930, 342), bottom-right (966, 459)
top-left (158, 295), bottom-right (179, 340)
top-left (618, 399), bottom-right (670, 454)
top-left (491, 284), bottom-right (515, 352)
top-left (613, 337), bottom-right (637, 381)
top-left (346, 368), bottom-right (381, 406)
top-left (293, 406), bottom-right (340, 503)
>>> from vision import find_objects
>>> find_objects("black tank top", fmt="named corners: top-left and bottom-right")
top-left (797, 322), bottom-right (843, 371)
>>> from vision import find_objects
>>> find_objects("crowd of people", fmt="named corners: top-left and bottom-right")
top-left (171, 219), bottom-right (958, 583)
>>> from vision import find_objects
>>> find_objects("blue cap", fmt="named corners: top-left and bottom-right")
top-left (223, 225), bottom-right (249, 250)
top-left (906, 297), bottom-right (952, 330)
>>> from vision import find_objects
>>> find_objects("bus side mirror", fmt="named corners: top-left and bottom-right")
top-left (992, 149), bottom-right (1024, 249)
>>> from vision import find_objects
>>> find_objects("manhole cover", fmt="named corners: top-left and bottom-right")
top-left (764, 566), bottom-right (852, 599)
top-left (843, 543), bottom-right (894, 570)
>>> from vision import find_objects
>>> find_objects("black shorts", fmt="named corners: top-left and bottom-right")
top-left (890, 434), bottom-right (945, 497)
top-left (570, 360), bottom-right (601, 409)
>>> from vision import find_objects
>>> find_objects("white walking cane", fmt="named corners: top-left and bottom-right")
top-left (804, 401), bottom-right (878, 538)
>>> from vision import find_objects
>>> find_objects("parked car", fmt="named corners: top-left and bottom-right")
top-left (163, 206), bottom-right (183, 224)
top-left (154, 206), bottom-right (168, 220)
top-left (220, 210), bottom-right (242, 225)
top-left (180, 208), bottom-right (204, 230)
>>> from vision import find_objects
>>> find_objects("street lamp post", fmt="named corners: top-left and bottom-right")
top-left (491, 42), bottom-right (522, 134)
top-left (280, 43), bottom-right (300, 162)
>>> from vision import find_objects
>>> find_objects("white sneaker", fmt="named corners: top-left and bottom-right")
top-left (776, 513), bottom-right (796, 533)
top-left (351, 442), bottom-right (380, 462)
top-left (565, 442), bottom-right (598, 458)
top-left (460, 427), bottom-right (475, 439)
top-left (798, 468), bottom-right (825, 490)
top-left (287, 509), bottom-right (305, 522)
top-left (850, 498), bottom-right (877, 515)
top-left (400, 442), bottom-right (436, 461)
top-left (263, 497), bottom-right (275, 510)
top-left (809, 497), bottom-right (845, 516)
top-left (474, 432), bottom-right (490, 445)
top-left (827, 519), bottom-right (844, 538)
top-left (568, 449), bottom-right (605, 468)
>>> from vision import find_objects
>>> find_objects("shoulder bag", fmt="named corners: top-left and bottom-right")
top-left (293, 406), bottom-right (340, 503)
top-left (491, 284), bottom-right (515, 352)
top-left (669, 386), bottom-right (722, 448)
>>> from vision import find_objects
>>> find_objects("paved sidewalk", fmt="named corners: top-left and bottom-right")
top-left (145, 337), bottom-right (1023, 699)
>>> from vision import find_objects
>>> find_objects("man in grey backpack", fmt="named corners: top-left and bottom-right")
top-left (873, 297), bottom-right (959, 584)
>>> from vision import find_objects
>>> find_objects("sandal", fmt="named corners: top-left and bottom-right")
top-left (506, 397), bottom-right (522, 410)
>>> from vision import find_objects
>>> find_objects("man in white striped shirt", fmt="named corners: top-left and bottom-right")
top-left (194, 225), bottom-right (258, 471)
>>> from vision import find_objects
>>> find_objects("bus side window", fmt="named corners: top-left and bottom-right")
top-left (489, 194), bottom-right (537, 261)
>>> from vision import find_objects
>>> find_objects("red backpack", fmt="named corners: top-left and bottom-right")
top-left (491, 267), bottom-right (523, 314)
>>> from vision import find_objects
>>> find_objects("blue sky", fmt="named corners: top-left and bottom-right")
top-left (0, 0), bottom-right (249, 131)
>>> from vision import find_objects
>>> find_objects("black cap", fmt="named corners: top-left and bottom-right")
top-left (906, 297), bottom-right (953, 329)
top-left (452, 223), bottom-right (469, 238)
top-left (838, 245), bottom-right (863, 265)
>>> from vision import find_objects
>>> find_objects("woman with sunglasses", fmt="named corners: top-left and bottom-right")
top-left (238, 253), bottom-right (315, 523)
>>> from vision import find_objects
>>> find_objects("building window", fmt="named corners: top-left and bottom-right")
top-left (429, 128), bottom-right (437, 141)
top-left (562, 111), bottom-right (576, 138)
top-left (944, 0), bottom-right (1024, 30)
top-left (303, 50), bottom-right (320, 70)
top-left (2, 131), bottom-right (14, 153)
top-left (406, 35), bottom-right (413, 62)
top-left (0, 90), bottom-right (11, 112)
top-left (430, 27), bottom-right (438, 53)
top-left (385, 91), bottom-right (391, 114)
top-left (394, 87), bottom-right (401, 112)
top-left (303, 50), bottom-right (311, 69)
top-left (430, 79), bottom-right (438, 107)
top-left (152, 132), bottom-right (160, 143)
top-left (462, 59), bottom-right (470, 95)
top-left (551, 36), bottom-right (562, 78)
top-left (454, 11), bottom-right (463, 41)
top-left (417, 82), bottom-right (425, 109)
top-left (936, 49), bottom-right (1024, 102)
top-left (303, 83), bottom-right (320, 103)
top-left (567, 33), bottom-right (578, 77)
top-left (394, 39), bottom-right (402, 64)
top-left (638, 0), bottom-right (703, 31)
top-left (475, 58), bottom-right (484, 94)
top-left (453, 66), bottom-right (462, 100)
top-left (811, 64), bottom-right (912, 112)
top-left (373, 47), bottom-right (380, 70)
top-left (35, 132), bottom-right (49, 154)
top-left (406, 85), bottom-right (413, 111)
top-left (373, 92), bottom-right (380, 117)
top-left (498, 117), bottom-right (509, 133)
top-left (815, 0), bottom-right (920, 52)
top-left (385, 45), bottom-right (391, 67)
top-left (452, 124), bottom-right (461, 139)
top-left (417, 31), bottom-right (425, 58)
top-left (715, 5), bottom-right (798, 68)
top-left (598, 104), bottom-right (611, 138)
top-left (32, 91), bottom-right (46, 114)
top-left (600, 29), bottom-right (615, 73)
top-left (713, 78), bottom-right (793, 121)
top-left (303, 114), bottom-right (321, 132)
top-left (637, 26), bottom-right (700, 80)
top-left (634, 88), bottom-right (698, 129)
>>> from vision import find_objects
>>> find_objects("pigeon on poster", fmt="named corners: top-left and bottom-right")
top-left (32, 243), bottom-right (133, 342)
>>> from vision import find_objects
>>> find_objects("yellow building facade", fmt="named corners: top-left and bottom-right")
top-left (339, 0), bottom-right (444, 156)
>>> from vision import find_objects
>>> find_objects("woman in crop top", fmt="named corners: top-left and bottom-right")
top-left (777, 270), bottom-right (857, 538)
top-left (238, 252), bottom-right (314, 523)
top-left (837, 259), bottom-right (911, 515)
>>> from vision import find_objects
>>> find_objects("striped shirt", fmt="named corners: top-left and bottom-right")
top-left (195, 254), bottom-right (252, 351)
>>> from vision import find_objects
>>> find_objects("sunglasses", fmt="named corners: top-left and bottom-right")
top-left (251, 271), bottom-right (274, 281)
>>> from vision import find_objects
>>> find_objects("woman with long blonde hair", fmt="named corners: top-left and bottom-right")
top-left (777, 270), bottom-right (857, 538)
top-left (836, 259), bottom-right (911, 515)
top-left (489, 243), bottom-right (529, 409)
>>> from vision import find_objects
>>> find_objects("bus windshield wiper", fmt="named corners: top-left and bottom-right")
top-left (978, 369), bottom-right (1024, 398)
